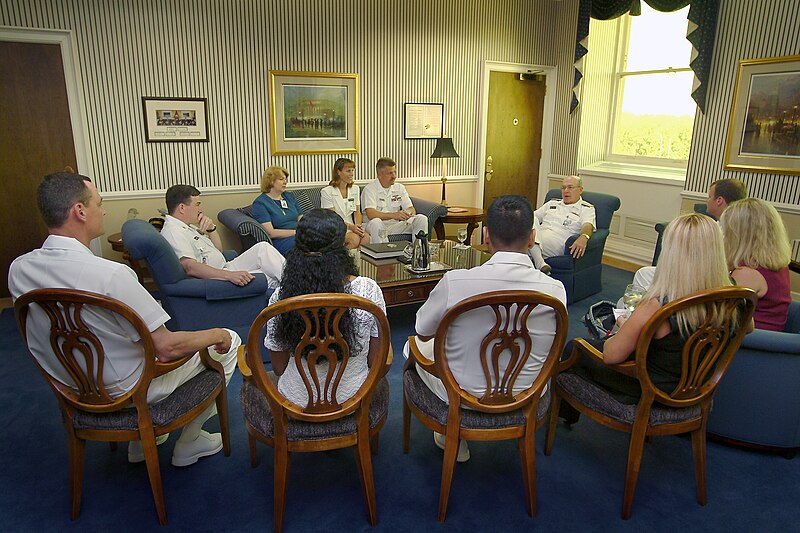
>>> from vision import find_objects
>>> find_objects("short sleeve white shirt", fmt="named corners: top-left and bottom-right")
top-left (533, 198), bottom-right (596, 257)
top-left (414, 252), bottom-right (567, 400)
top-left (8, 235), bottom-right (171, 398)
top-left (361, 180), bottom-right (413, 214)
top-left (321, 184), bottom-right (361, 224)
top-left (160, 214), bottom-right (227, 269)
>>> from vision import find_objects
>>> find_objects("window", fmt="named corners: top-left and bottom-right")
top-left (608, 4), bottom-right (695, 166)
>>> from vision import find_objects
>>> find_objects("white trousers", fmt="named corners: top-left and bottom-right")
top-left (147, 329), bottom-right (241, 404)
top-left (366, 214), bottom-right (428, 243)
top-left (226, 242), bottom-right (285, 289)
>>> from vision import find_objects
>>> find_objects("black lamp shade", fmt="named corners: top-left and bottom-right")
top-left (430, 137), bottom-right (459, 159)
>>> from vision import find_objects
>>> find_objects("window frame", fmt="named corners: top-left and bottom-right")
top-left (605, 12), bottom-right (695, 169)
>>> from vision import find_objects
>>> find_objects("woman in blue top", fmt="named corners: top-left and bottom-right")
top-left (252, 166), bottom-right (303, 255)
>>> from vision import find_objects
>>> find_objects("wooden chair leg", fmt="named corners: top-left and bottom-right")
top-left (691, 428), bottom-right (708, 506)
top-left (402, 388), bottom-right (411, 454)
top-left (355, 434), bottom-right (378, 525)
top-left (67, 431), bottom-right (85, 521)
top-left (544, 390), bottom-right (562, 456)
top-left (141, 433), bottom-right (167, 525)
top-left (621, 421), bottom-right (648, 520)
top-left (517, 430), bottom-right (537, 517)
top-left (216, 392), bottom-right (231, 457)
top-left (247, 428), bottom-right (258, 468)
top-left (437, 432), bottom-right (460, 522)
top-left (273, 442), bottom-right (290, 533)
top-left (371, 432), bottom-right (379, 456)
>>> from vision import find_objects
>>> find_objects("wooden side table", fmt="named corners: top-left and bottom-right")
top-left (433, 207), bottom-right (486, 243)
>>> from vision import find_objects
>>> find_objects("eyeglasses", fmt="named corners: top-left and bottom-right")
top-left (562, 185), bottom-right (579, 190)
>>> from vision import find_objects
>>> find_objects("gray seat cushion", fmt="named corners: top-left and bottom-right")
top-left (240, 377), bottom-right (390, 441)
top-left (556, 371), bottom-right (702, 426)
top-left (403, 367), bottom-right (550, 430)
top-left (73, 370), bottom-right (223, 430)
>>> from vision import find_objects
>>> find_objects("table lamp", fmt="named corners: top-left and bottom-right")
top-left (430, 137), bottom-right (459, 205)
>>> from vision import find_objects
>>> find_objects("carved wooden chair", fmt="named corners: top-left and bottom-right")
top-left (237, 293), bottom-right (391, 532)
top-left (403, 290), bottom-right (568, 521)
top-left (544, 287), bottom-right (757, 519)
top-left (14, 288), bottom-right (231, 525)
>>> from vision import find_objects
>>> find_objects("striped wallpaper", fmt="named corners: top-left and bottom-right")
top-left (685, 0), bottom-right (799, 206)
top-left (0, 0), bottom-right (581, 195)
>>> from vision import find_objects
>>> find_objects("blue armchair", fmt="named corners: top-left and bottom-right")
top-left (542, 189), bottom-right (621, 305)
top-left (121, 219), bottom-right (271, 341)
top-left (707, 300), bottom-right (800, 453)
top-left (218, 185), bottom-right (448, 251)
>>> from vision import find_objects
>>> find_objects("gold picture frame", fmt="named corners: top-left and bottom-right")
top-left (268, 70), bottom-right (359, 155)
top-left (724, 54), bottom-right (800, 175)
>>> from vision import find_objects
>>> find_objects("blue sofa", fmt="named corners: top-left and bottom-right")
top-left (121, 218), bottom-right (271, 341)
top-left (542, 189), bottom-right (621, 305)
top-left (707, 300), bottom-right (800, 454)
top-left (218, 185), bottom-right (448, 251)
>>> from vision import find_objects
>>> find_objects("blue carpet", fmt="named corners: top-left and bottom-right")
top-left (1, 266), bottom-right (798, 531)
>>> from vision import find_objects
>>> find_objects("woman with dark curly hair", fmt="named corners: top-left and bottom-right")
top-left (264, 208), bottom-right (386, 406)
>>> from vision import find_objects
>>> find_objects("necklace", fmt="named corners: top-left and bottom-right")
top-left (273, 195), bottom-right (286, 215)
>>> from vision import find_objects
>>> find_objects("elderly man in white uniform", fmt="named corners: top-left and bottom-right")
top-left (160, 184), bottom-right (284, 289)
top-left (404, 195), bottom-right (567, 462)
top-left (529, 175), bottom-right (596, 271)
top-left (361, 157), bottom-right (428, 243)
top-left (9, 172), bottom-right (240, 467)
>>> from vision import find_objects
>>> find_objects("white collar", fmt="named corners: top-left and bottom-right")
top-left (42, 235), bottom-right (94, 255)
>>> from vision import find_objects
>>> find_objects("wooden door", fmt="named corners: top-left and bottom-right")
top-left (0, 41), bottom-right (77, 297)
top-left (482, 71), bottom-right (545, 212)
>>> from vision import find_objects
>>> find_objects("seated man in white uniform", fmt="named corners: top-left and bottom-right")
top-left (627, 177), bottom-right (748, 294)
top-left (404, 195), bottom-right (567, 462)
top-left (361, 157), bottom-right (428, 243)
top-left (529, 175), bottom-right (596, 271)
top-left (8, 172), bottom-right (240, 466)
top-left (160, 185), bottom-right (284, 289)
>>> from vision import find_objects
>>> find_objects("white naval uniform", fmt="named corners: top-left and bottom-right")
top-left (321, 184), bottom-right (361, 225)
top-left (160, 214), bottom-right (284, 288)
top-left (534, 197), bottom-right (596, 258)
top-left (402, 251), bottom-right (567, 404)
top-left (8, 235), bottom-right (239, 404)
top-left (361, 179), bottom-right (428, 243)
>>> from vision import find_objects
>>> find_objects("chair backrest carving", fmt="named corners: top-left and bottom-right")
top-left (15, 288), bottom-right (155, 411)
top-left (246, 293), bottom-right (390, 421)
top-left (434, 290), bottom-right (568, 412)
top-left (635, 287), bottom-right (756, 408)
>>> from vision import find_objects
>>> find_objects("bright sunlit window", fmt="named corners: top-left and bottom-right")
top-left (610, 4), bottom-right (696, 165)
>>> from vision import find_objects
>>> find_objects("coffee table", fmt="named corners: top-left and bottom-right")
top-left (358, 240), bottom-right (489, 307)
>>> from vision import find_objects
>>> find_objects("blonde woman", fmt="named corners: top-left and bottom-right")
top-left (252, 166), bottom-right (303, 255)
top-left (720, 198), bottom-right (791, 331)
top-left (567, 214), bottom-right (752, 406)
top-left (321, 158), bottom-right (370, 249)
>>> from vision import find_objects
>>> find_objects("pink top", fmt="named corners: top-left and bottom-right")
top-left (753, 266), bottom-right (791, 332)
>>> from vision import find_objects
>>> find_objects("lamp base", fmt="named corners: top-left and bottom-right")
top-left (440, 176), bottom-right (447, 206)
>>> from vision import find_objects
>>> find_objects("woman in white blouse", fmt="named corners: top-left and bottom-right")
top-left (320, 158), bottom-right (370, 249)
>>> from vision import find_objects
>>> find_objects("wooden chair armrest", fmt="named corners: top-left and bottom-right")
top-left (154, 354), bottom-right (195, 377)
top-left (561, 338), bottom-right (638, 378)
top-left (406, 336), bottom-right (439, 377)
top-left (237, 344), bottom-right (252, 379)
top-left (379, 345), bottom-right (393, 379)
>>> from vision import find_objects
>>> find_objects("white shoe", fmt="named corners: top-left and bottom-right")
top-left (433, 431), bottom-right (470, 463)
top-left (127, 433), bottom-right (170, 463)
top-left (171, 430), bottom-right (223, 467)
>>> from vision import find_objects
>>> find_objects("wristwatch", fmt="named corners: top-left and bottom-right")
top-left (206, 224), bottom-right (217, 233)
top-left (580, 233), bottom-right (591, 240)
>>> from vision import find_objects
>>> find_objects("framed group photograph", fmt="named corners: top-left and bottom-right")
top-left (268, 70), bottom-right (359, 155)
top-left (404, 102), bottom-right (444, 139)
top-left (724, 54), bottom-right (800, 175)
top-left (142, 97), bottom-right (209, 142)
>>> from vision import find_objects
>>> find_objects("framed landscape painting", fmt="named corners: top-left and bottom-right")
top-left (724, 54), bottom-right (800, 175)
top-left (268, 71), bottom-right (359, 155)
